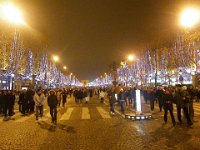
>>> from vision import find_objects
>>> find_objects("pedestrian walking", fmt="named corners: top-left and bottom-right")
top-left (19, 89), bottom-right (28, 115)
top-left (34, 89), bottom-right (45, 121)
top-left (156, 87), bottom-right (165, 112)
top-left (0, 91), bottom-right (3, 115)
top-left (84, 89), bottom-right (90, 103)
top-left (62, 89), bottom-right (68, 107)
top-left (163, 89), bottom-right (176, 126)
top-left (56, 90), bottom-right (62, 107)
top-left (76, 89), bottom-right (83, 105)
top-left (149, 88), bottom-right (155, 111)
top-left (99, 90), bottom-right (105, 103)
top-left (108, 88), bottom-right (116, 115)
top-left (118, 88), bottom-right (126, 114)
top-left (26, 89), bottom-right (35, 113)
top-left (47, 90), bottom-right (58, 125)
top-left (174, 86), bottom-right (193, 127)
top-left (3, 91), bottom-right (13, 120)
top-left (188, 86), bottom-right (195, 120)
top-left (10, 90), bottom-right (16, 116)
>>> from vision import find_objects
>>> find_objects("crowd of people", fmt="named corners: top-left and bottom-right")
top-left (105, 84), bottom-right (198, 127)
top-left (0, 84), bottom-right (198, 127)
top-left (0, 87), bottom-right (97, 124)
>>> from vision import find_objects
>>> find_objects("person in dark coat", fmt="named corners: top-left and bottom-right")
top-left (143, 89), bottom-right (148, 104)
top-left (174, 86), bottom-right (193, 127)
top-left (10, 90), bottom-right (16, 116)
top-left (156, 87), bottom-right (165, 112)
top-left (0, 91), bottom-right (3, 114)
top-left (3, 90), bottom-right (13, 119)
top-left (76, 89), bottom-right (83, 105)
top-left (188, 86), bottom-right (195, 120)
top-left (26, 89), bottom-right (35, 113)
top-left (118, 88), bottom-right (126, 114)
top-left (48, 90), bottom-right (58, 124)
top-left (149, 88), bottom-right (155, 111)
top-left (62, 89), bottom-right (68, 107)
top-left (163, 89), bottom-right (176, 126)
top-left (73, 89), bottom-right (78, 103)
top-left (108, 88), bottom-right (116, 115)
top-left (19, 89), bottom-right (28, 115)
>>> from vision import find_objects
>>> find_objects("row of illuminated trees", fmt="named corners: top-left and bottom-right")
top-left (0, 30), bottom-right (82, 89)
top-left (91, 7), bottom-right (200, 87)
top-left (91, 33), bottom-right (200, 87)
top-left (0, 2), bottom-right (82, 89)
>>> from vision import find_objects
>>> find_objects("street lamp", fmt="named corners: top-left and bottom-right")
top-left (63, 66), bottom-right (67, 70)
top-left (127, 54), bottom-right (135, 62)
top-left (180, 7), bottom-right (200, 28)
top-left (0, 3), bottom-right (25, 25)
top-left (53, 55), bottom-right (59, 62)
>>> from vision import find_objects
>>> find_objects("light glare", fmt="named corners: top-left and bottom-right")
top-left (127, 55), bottom-right (134, 62)
top-left (53, 55), bottom-right (59, 62)
top-left (0, 3), bottom-right (25, 25)
top-left (180, 8), bottom-right (200, 28)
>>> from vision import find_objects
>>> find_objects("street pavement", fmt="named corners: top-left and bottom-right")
top-left (0, 96), bottom-right (200, 150)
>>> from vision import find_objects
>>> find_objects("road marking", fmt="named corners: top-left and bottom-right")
top-left (96, 107), bottom-right (111, 119)
top-left (60, 108), bottom-right (74, 121)
top-left (81, 107), bottom-right (90, 119)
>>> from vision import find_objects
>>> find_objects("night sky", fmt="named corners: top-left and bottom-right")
top-left (15, 0), bottom-right (199, 81)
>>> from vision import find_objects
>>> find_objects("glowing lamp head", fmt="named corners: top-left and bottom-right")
top-left (0, 3), bottom-right (25, 25)
top-left (180, 8), bottom-right (200, 28)
top-left (127, 55), bottom-right (135, 62)
top-left (53, 55), bottom-right (59, 62)
top-left (63, 66), bottom-right (67, 70)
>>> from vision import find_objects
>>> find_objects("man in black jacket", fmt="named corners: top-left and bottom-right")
top-left (19, 89), bottom-right (28, 115)
top-left (118, 88), bottom-right (126, 114)
top-left (3, 90), bottom-right (13, 120)
top-left (0, 91), bottom-right (3, 114)
top-left (163, 89), bottom-right (176, 126)
top-left (62, 89), bottom-right (68, 107)
top-left (174, 86), bottom-right (193, 127)
top-left (48, 90), bottom-right (58, 125)
top-left (156, 87), bottom-right (165, 112)
top-left (108, 88), bottom-right (116, 115)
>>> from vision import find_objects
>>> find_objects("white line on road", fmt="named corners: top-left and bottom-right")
top-left (96, 107), bottom-right (111, 119)
top-left (60, 108), bottom-right (74, 121)
top-left (81, 107), bottom-right (90, 120)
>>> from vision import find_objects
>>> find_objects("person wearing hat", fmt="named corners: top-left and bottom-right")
top-left (47, 90), bottom-right (58, 125)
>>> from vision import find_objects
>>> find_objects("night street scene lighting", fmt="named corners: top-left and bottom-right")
top-left (0, 2), bottom-right (25, 25)
top-left (0, 1), bottom-right (200, 149)
top-left (180, 7), bottom-right (200, 28)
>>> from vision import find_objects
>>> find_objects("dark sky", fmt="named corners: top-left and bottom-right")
top-left (15, 0), bottom-right (199, 81)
